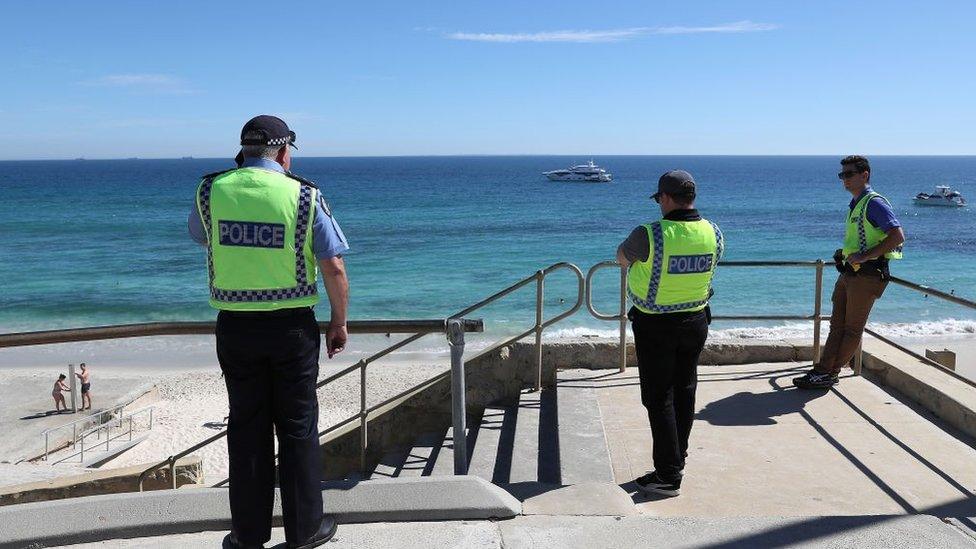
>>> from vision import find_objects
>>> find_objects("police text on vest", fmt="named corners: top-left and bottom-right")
top-left (218, 220), bottom-right (286, 249)
top-left (667, 254), bottom-right (713, 274)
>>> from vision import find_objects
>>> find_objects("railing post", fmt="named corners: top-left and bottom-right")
top-left (72, 424), bottom-right (77, 447)
top-left (447, 319), bottom-right (468, 475)
top-left (534, 271), bottom-right (544, 392)
top-left (619, 265), bottom-right (627, 372)
top-left (854, 339), bottom-right (864, 376)
top-left (44, 433), bottom-right (49, 461)
top-left (80, 437), bottom-right (84, 462)
top-left (813, 260), bottom-right (824, 366)
top-left (170, 458), bottom-right (177, 489)
top-left (359, 361), bottom-right (368, 475)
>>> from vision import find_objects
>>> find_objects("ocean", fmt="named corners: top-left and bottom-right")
top-left (1, 156), bottom-right (974, 351)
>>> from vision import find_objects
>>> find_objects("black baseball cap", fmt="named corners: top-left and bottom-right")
top-left (240, 115), bottom-right (297, 149)
top-left (651, 169), bottom-right (696, 201)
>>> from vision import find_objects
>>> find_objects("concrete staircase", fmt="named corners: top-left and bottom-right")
top-left (367, 371), bottom-right (616, 488)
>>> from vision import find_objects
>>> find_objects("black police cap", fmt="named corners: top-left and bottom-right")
top-left (240, 115), bottom-right (298, 149)
top-left (651, 169), bottom-right (696, 201)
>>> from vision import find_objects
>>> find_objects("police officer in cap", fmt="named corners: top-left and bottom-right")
top-left (616, 170), bottom-right (723, 498)
top-left (188, 115), bottom-right (349, 548)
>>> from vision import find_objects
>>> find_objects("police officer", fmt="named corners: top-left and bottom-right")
top-left (188, 115), bottom-right (349, 548)
top-left (794, 155), bottom-right (904, 389)
top-left (616, 170), bottom-right (722, 498)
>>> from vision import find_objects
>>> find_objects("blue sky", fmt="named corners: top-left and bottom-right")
top-left (1, 1), bottom-right (974, 159)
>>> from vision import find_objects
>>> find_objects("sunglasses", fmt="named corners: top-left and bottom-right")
top-left (838, 170), bottom-right (864, 180)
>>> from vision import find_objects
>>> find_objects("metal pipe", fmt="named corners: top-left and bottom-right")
top-left (68, 364), bottom-right (77, 413)
top-left (359, 361), bottom-right (367, 474)
top-left (619, 265), bottom-right (627, 373)
top-left (534, 271), bottom-right (544, 392)
top-left (854, 339), bottom-right (864, 376)
top-left (813, 260), bottom-right (824, 366)
top-left (448, 319), bottom-right (468, 475)
top-left (888, 276), bottom-right (976, 310)
top-left (45, 433), bottom-right (49, 461)
top-left (0, 319), bottom-right (484, 349)
top-left (170, 459), bottom-right (177, 489)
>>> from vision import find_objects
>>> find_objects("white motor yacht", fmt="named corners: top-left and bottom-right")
top-left (913, 185), bottom-right (967, 207)
top-left (543, 160), bottom-right (612, 182)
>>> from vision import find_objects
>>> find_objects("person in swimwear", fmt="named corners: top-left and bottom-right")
top-left (52, 374), bottom-right (69, 413)
top-left (76, 363), bottom-right (92, 410)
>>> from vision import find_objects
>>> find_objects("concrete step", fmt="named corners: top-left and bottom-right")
top-left (396, 432), bottom-right (444, 477)
top-left (555, 376), bottom-right (615, 484)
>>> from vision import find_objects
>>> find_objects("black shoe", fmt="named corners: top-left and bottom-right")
top-left (288, 516), bottom-right (338, 549)
top-left (635, 471), bottom-right (681, 497)
top-left (223, 533), bottom-right (264, 549)
top-left (792, 371), bottom-right (839, 389)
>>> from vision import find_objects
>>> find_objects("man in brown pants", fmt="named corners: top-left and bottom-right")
top-left (794, 156), bottom-right (905, 389)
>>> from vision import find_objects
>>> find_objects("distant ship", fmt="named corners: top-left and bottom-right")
top-left (181, 156), bottom-right (194, 160)
top-left (543, 160), bottom-right (612, 182)
top-left (913, 185), bottom-right (967, 207)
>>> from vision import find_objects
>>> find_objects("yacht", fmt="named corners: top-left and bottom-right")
top-left (543, 160), bottom-right (612, 182)
top-left (913, 185), bottom-right (967, 207)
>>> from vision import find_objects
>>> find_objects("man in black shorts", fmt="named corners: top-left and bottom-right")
top-left (76, 362), bottom-right (92, 410)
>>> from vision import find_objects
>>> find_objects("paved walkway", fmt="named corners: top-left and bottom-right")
top-left (578, 363), bottom-right (976, 517)
top-left (46, 515), bottom-right (975, 548)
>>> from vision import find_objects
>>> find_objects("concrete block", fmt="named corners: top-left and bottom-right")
top-left (0, 476), bottom-right (520, 549)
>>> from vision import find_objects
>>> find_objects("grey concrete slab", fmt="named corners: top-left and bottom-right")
top-left (508, 482), bottom-right (639, 517)
top-left (466, 404), bottom-right (508, 481)
top-left (45, 515), bottom-right (975, 548)
top-left (0, 476), bottom-right (520, 549)
top-left (368, 448), bottom-right (408, 479)
top-left (556, 372), bottom-right (615, 484)
top-left (509, 389), bottom-right (543, 483)
top-left (497, 515), bottom-right (976, 548)
top-left (397, 431), bottom-right (445, 477)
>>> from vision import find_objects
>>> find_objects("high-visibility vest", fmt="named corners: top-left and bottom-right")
top-left (842, 191), bottom-right (903, 260)
top-left (196, 167), bottom-right (319, 311)
top-left (627, 218), bottom-right (722, 314)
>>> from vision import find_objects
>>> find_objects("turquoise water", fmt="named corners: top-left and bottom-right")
top-left (0, 156), bottom-right (974, 340)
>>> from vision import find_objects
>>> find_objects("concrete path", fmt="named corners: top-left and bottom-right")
top-left (45, 515), bottom-right (976, 548)
top-left (590, 363), bottom-right (976, 517)
top-left (0, 373), bottom-right (152, 463)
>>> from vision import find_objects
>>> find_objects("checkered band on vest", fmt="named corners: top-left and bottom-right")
top-left (627, 221), bottom-right (720, 313)
top-left (198, 175), bottom-right (318, 303)
top-left (855, 197), bottom-right (869, 253)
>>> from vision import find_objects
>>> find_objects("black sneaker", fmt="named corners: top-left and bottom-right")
top-left (792, 371), bottom-right (839, 389)
top-left (288, 515), bottom-right (338, 549)
top-left (635, 471), bottom-right (681, 497)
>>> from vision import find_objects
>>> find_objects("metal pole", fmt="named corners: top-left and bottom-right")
top-left (534, 271), bottom-right (544, 392)
top-left (80, 437), bottom-right (84, 462)
top-left (854, 339), bottom-right (864, 376)
top-left (170, 459), bottom-right (177, 489)
top-left (73, 424), bottom-right (77, 447)
top-left (68, 364), bottom-right (77, 413)
top-left (813, 260), bottom-right (824, 366)
top-left (45, 433), bottom-right (49, 461)
top-left (359, 361), bottom-right (368, 474)
top-left (619, 265), bottom-right (627, 372)
top-left (149, 408), bottom-right (153, 431)
top-left (448, 319), bottom-right (468, 475)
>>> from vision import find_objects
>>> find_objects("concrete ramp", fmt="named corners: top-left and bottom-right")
top-left (0, 476), bottom-right (520, 549)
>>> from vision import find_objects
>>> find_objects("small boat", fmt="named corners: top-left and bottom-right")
top-left (913, 185), bottom-right (967, 207)
top-left (543, 160), bottom-right (612, 182)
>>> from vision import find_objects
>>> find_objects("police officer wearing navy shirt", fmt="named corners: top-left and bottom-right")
top-left (188, 115), bottom-right (349, 548)
top-left (616, 170), bottom-right (723, 498)
top-left (794, 155), bottom-right (904, 389)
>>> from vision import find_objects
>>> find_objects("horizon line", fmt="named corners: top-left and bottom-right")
top-left (2, 153), bottom-right (976, 162)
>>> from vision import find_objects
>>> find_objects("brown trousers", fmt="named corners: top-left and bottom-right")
top-left (816, 273), bottom-right (888, 374)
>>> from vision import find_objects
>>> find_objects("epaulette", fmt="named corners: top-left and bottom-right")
top-left (285, 171), bottom-right (319, 189)
top-left (200, 168), bottom-right (236, 181)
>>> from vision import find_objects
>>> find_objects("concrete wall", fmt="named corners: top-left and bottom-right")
top-left (0, 456), bottom-right (204, 507)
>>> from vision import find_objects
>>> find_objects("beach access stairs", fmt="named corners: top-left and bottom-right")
top-left (39, 405), bottom-right (156, 468)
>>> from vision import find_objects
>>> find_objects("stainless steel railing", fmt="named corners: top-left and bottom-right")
top-left (50, 406), bottom-right (156, 465)
top-left (586, 259), bottom-right (828, 371)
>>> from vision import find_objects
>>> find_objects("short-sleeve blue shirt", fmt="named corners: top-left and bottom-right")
top-left (850, 186), bottom-right (901, 232)
top-left (188, 158), bottom-right (349, 259)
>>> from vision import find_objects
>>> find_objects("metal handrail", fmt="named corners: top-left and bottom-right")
top-left (41, 404), bottom-right (128, 462)
top-left (135, 317), bottom-right (485, 490)
top-left (585, 259), bottom-right (827, 371)
top-left (0, 319), bottom-right (481, 349)
top-left (140, 262), bottom-right (584, 489)
top-left (49, 406), bottom-right (155, 464)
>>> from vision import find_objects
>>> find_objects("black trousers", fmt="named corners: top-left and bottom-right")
top-left (216, 308), bottom-right (324, 545)
top-left (630, 307), bottom-right (709, 481)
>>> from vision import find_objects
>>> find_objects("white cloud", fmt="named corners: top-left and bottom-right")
top-left (446, 20), bottom-right (778, 43)
top-left (79, 73), bottom-right (194, 94)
